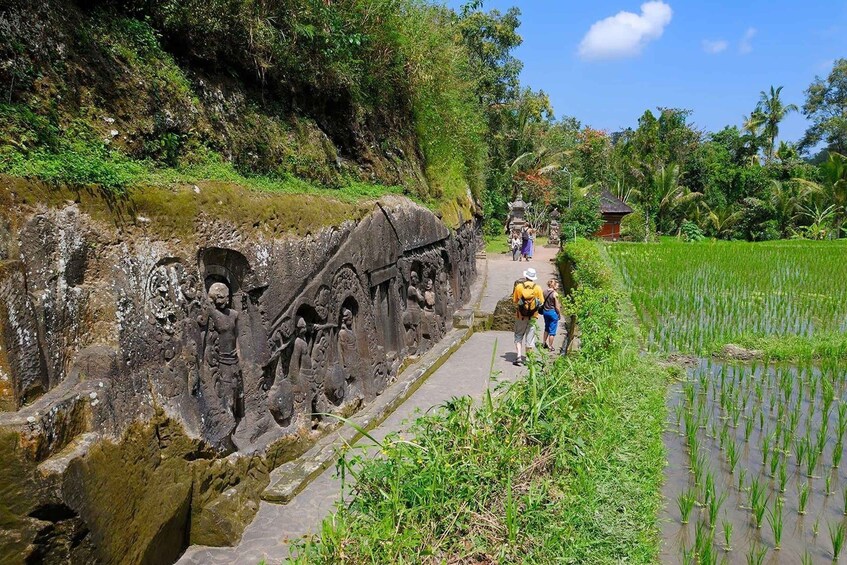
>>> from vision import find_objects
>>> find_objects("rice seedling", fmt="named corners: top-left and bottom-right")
top-left (609, 241), bottom-right (847, 354)
top-left (829, 521), bottom-right (845, 561)
top-left (678, 489), bottom-right (696, 524)
top-left (766, 498), bottom-right (783, 550)
top-left (825, 470), bottom-right (833, 496)
top-left (778, 461), bottom-right (788, 494)
top-left (695, 519), bottom-right (716, 564)
top-left (746, 541), bottom-right (767, 565)
top-left (795, 437), bottom-right (809, 471)
top-left (744, 417), bottom-right (753, 442)
top-left (681, 544), bottom-right (695, 565)
top-left (761, 434), bottom-right (772, 469)
top-left (727, 440), bottom-right (739, 474)
top-left (817, 420), bottom-right (829, 456)
top-left (693, 453), bottom-right (706, 488)
top-left (737, 468), bottom-right (747, 492)
top-left (843, 486), bottom-right (847, 516)
top-left (802, 550), bottom-right (813, 565)
top-left (798, 482), bottom-right (810, 515)
top-left (708, 491), bottom-right (727, 529)
top-left (752, 494), bottom-right (769, 529)
top-left (722, 520), bottom-right (733, 551)
top-left (814, 518), bottom-right (820, 537)
top-left (748, 476), bottom-right (764, 511)
top-left (769, 447), bottom-right (780, 477)
top-left (704, 471), bottom-right (716, 506)
top-left (806, 446), bottom-right (821, 478)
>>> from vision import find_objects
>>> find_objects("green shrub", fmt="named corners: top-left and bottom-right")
top-left (680, 219), bottom-right (705, 242)
top-left (560, 195), bottom-right (602, 242)
top-left (567, 285), bottom-right (622, 360)
top-left (559, 237), bottom-right (613, 290)
top-left (620, 206), bottom-right (657, 242)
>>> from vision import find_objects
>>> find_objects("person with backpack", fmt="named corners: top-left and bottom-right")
top-left (512, 267), bottom-right (544, 366)
top-left (541, 279), bottom-right (562, 350)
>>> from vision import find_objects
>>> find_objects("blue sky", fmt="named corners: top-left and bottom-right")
top-left (446, 0), bottom-right (846, 145)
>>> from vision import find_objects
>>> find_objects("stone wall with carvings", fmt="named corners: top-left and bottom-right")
top-left (0, 192), bottom-right (479, 563)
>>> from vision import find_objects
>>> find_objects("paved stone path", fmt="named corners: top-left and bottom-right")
top-left (177, 244), bottom-right (563, 565)
top-left (479, 243), bottom-right (560, 314)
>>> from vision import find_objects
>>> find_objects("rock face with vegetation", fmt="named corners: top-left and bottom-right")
top-left (0, 178), bottom-right (479, 563)
top-left (0, 0), bottom-right (489, 223)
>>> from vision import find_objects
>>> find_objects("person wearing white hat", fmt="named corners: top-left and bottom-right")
top-left (511, 267), bottom-right (544, 366)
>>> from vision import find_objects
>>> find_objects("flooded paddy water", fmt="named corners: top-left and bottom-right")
top-left (661, 359), bottom-right (847, 563)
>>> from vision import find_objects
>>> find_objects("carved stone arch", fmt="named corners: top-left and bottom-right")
top-left (330, 264), bottom-right (378, 359)
top-left (198, 247), bottom-right (251, 295)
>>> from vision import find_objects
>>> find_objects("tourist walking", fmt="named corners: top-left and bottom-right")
top-left (527, 228), bottom-right (535, 259)
top-left (520, 226), bottom-right (530, 261)
top-left (541, 279), bottom-right (562, 350)
top-left (510, 232), bottom-right (520, 261)
top-left (512, 268), bottom-right (544, 366)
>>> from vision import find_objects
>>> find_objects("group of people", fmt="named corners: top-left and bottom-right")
top-left (509, 225), bottom-right (535, 262)
top-left (511, 268), bottom-right (566, 367)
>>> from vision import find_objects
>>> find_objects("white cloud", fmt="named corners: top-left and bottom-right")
top-left (578, 1), bottom-right (673, 61)
top-left (739, 27), bottom-right (756, 54)
top-left (702, 39), bottom-right (728, 54)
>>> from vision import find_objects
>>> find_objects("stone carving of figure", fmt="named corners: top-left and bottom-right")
top-left (288, 317), bottom-right (334, 423)
top-left (289, 318), bottom-right (314, 417)
top-left (421, 278), bottom-right (443, 344)
top-left (197, 281), bottom-right (242, 448)
top-left (337, 307), bottom-right (367, 397)
top-left (403, 272), bottom-right (424, 354)
top-left (423, 279), bottom-right (436, 313)
top-left (267, 323), bottom-right (295, 427)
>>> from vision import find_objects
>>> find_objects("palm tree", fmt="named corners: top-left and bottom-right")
top-left (706, 205), bottom-right (743, 239)
top-left (756, 86), bottom-right (798, 163)
top-left (742, 110), bottom-right (765, 164)
top-left (819, 152), bottom-right (847, 232)
top-left (648, 165), bottom-right (702, 233)
top-left (769, 180), bottom-right (815, 237)
top-left (794, 152), bottom-right (847, 235)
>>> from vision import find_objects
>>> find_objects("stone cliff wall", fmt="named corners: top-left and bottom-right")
top-left (0, 182), bottom-right (479, 564)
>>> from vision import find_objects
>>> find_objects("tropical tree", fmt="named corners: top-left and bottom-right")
top-left (741, 110), bottom-right (765, 163)
top-left (796, 152), bottom-right (847, 235)
top-left (769, 180), bottom-right (814, 237)
top-left (706, 205), bottom-right (743, 239)
top-left (645, 164), bottom-right (702, 233)
top-left (800, 204), bottom-right (836, 239)
top-left (756, 86), bottom-right (798, 163)
top-left (800, 59), bottom-right (847, 154)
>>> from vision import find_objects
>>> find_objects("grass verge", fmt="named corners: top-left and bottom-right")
top-left (290, 238), bottom-right (668, 563)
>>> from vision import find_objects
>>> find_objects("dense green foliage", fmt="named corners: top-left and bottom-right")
top-left (0, 0), bottom-right (492, 216)
top-left (559, 237), bottom-right (613, 290)
top-left (292, 241), bottom-right (667, 563)
top-left (609, 239), bottom-right (847, 359)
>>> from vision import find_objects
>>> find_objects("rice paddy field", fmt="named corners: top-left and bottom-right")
top-left (608, 239), bottom-right (847, 563)
top-left (608, 240), bottom-right (847, 356)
